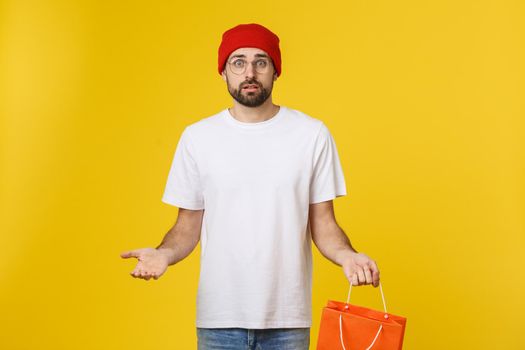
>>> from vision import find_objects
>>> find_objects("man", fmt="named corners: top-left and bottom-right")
top-left (121, 23), bottom-right (380, 350)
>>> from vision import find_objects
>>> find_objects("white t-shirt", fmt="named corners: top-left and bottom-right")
top-left (162, 105), bottom-right (347, 329)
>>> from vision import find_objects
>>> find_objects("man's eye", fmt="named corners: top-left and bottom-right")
top-left (233, 60), bottom-right (245, 67)
top-left (256, 60), bottom-right (268, 67)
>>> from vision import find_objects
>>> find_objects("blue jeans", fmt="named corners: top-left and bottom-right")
top-left (196, 327), bottom-right (310, 350)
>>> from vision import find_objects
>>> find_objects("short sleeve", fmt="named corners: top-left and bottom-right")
top-left (309, 123), bottom-right (347, 204)
top-left (161, 128), bottom-right (205, 209)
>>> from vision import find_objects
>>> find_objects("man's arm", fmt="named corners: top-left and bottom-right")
top-left (309, 200), bottom-right (380, 287)
top-left (156, 208), bottom-right (204, 265)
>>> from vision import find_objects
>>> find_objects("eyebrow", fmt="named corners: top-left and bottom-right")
top-left (229, 53), bottom-right (270, 59)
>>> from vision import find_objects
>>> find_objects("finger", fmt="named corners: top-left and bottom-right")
top-left (121, 250), bottom-right (139, 259)
top-left (364, 267), bottom-right (373, 285)
top-left (351, 273), bottom-right (358, 286)
top-left (345, 272), bottom-right (353, 284)
top-left (357, 267), bottom-right (366, 285)
top-left (368, 260), bottom-right (380, 287)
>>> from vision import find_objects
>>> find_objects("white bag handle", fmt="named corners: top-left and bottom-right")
top-left (338, 281), bottom-right (389, 350)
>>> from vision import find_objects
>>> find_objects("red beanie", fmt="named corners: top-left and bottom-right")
top-left (218, 23), bottom-right (281, 77)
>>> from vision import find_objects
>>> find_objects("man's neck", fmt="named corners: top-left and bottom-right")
top-left (228, 99), bottom-right (280, 123)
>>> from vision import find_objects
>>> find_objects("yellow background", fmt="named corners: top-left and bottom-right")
top-left (1, 0), bottom-right (524, 349)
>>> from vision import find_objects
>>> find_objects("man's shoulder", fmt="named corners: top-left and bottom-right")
top-left (183, 106), bottom-right (326, 137)
top-left (183, 109), bottom-right (226, 134)
top-left (283, 106), bottom-right (325, 132)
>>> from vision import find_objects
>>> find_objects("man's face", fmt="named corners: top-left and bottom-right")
top-left (221, 47), bottom-right (278, 107)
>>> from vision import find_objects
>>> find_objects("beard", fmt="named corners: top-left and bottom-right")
top-left (226, 77), bottom-right (273, 107)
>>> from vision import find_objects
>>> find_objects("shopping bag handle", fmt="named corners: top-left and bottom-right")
top-left (339, 281), bottom-right (388, 350)
top-left (339, 316), bottom-right (383, 350)
top-left (345, 280), bottom-right (387, 313)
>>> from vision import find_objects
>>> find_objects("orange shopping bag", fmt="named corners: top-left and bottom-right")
top-left (316, 281), bottom-right (407, 350)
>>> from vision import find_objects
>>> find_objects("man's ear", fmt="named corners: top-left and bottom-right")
top-left (273, 72), bottom-right (278, 81)
top-left (221, 70), bottom-right (227, 82)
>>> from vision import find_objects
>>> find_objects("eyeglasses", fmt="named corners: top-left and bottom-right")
top-left (227, 58), bottom-right (273, 75)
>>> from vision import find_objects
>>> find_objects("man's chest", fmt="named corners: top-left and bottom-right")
top-left (198, 134), bottom-right (314, 193)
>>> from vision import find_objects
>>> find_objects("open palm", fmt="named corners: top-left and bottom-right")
top-left (120, 248), bottom-right (169, 280)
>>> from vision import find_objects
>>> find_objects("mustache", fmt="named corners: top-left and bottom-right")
top-left (240, 80), bottom-right (261, 89)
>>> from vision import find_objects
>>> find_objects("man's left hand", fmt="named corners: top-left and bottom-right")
top-left (341, 252), bottom-right (380, 287)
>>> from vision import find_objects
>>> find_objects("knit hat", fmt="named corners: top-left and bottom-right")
top-left (218, 23), bottom-right (281, 77)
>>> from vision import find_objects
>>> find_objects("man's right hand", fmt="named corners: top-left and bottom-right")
top-left (120, 248), bottom-right (171, 280)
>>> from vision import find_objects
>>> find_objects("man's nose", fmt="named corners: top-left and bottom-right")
top-left (244, 62), bottom-right (256, 78)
